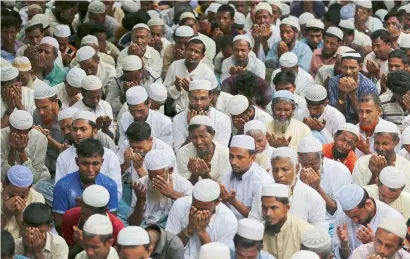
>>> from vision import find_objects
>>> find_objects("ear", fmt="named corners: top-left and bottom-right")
top-left (394, 136), bottom-right (400, 146)
top-left (250, 153), bottom-right (256, 163)
top-left (324, 100), bottom-right (329, 106)
top-left (285, 204), bottom-right (291, 212)
top-left (101, 158), bottom-right (104, 165)
top-left (93, 127), bottom-right (98, 136)
top-left (295, 163), bottom-right (300, 173)
top-left (75, 157), bottom-right (79, 167)
top-left (168, 166), bottom-right (174, 174)
top-left (107, 238), bottom-right (114, 247)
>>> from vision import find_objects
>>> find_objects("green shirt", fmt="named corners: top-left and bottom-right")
top-left (45, 63), bottom-right (67, 86)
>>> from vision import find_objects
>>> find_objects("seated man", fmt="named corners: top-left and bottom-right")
top-left (14, 203), bottom-right (68, 258)
top-left (362, 30), bottom-right (392, 80)
top-left (12, 56), bottom-right (43, 89)
top-left (147, 17), bottom-right (171, 58)
top-left (301, 19), bottom-right (324, 52)
top-left (146, 82), bottom-right (167, 114)
top-left (53, 139), bottom-right (119, 234)
top-left (54, 24), bottom-right (76, 68)
top-left (87, 1), bottom-right (119, 43)
top-left (177, 115), bottom-right (230, 184)
top-left (145, 224), bottom-right (185, 259)
top-left (1, 16), bottom-right (23, 61)
top-left (70, 35), bottom-right (115, 68)
top-left (1, 110), bottom-right (49, 183)
top-left (128, 149), bottom-right (193, 227)
top-left (117, 227), bottom-right (153, 259)
top-left (211, 4), bottom-right (241, 40)
top-left (54, 67), bottom-right (86, 108)
top-left (399, 126), bottom-right (410, 161)
top-left (1, 165), bottom-right (45, 239)
top-left (351, 1), bottom-right (383, 35)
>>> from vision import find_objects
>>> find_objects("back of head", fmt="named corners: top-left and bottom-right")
top-left (76, 139), bottom-right (105, 158)
top-left (386, 69), bottom-right (410, 95)
top-left (126, 121), bottom-right (151, 142)
top-left (23, 202), bottom-right (53, 227)
top-left (1, 230), bottom-right (15, 258)
top-left (370, 29), bottom-right (392, 44)
top-left (273, 70), bottom-right (296, 86)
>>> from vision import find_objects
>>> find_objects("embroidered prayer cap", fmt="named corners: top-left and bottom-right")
top-left (7, 165), bottom-right (33, 187)
top-left (305, 84), bottom-right (327, 102)
top-left (326, 26), bottom-right (344, 40)
top-left (53, 24), bottom-right (71, 38)
top-left (58, 107), bottom-right (79, 121)
top-left (179, 12), bottom-right (196, 22)
top-left (335, 184), bottom-right (365, 211)
top-left (306, 19), bottom-right (324, 30)
top-left (28, 4), bottom-right (42, 11)
top-left (266, 0), bottom-right (283, 11)
top-left (88, 1), bottom-right (106, 14)
top-left (81, 75), bottom-right (102, 91)
top-left (261, 183), bottom-right (290, 198)
top-left (230, 135), bottom-right (256, 150)
top-left (237, 218), bottom-right (264, 241)
top-left (13, 57), bottom-right (32, 72)
top-left (356, 0), bottom-right (372, 9)
top-left (76, 46), bottom-right (97, 62)
top-left (126, 86), bottom-right (148, 105)
top-left (255, 2), bottom-right (272, 15)
top-left (336, 46), bottom-right (355, 56)
top-left (122, 1), bottom-right (139, 13)
top-left (298, 12), bottom-right (315, 25)
top-left (122, 55), bottom-right (142, 71)
top-left (378, 218), bottom-right (407, 239)
top-left (34, 83), bottom-right (57, 99)
top-left (297, 136), bottom-right (323, 153)
top-left (66, 67), bottom-right (87, 88)
top-left (379, 166), bottom-right (406, 189)
top-left (234, 11), bottom-right (246, 25)
top-left (302, 227), bottom-right (332, 250)
top-left (374, 121), bottom-right (400, 134)
top-left (25, 20), bottom-right (42, 31)
top-left (244, 120), bottom-right (266, 134)
top-left (146, 83), bottom-right (167, 103)
top-left (40, 36), bottom-right (59, 50)
top-left (83, 214), bottom-right (113, 235)
top-left (82, 185), bottom-right (110, 207)
top-left (341, 51), bottom-right (361, 59)
top-left (117, 226), bottom-right (150, 245)
top-left (1, 66), bottom-right (19, 81)
top-left (290, 251), bottom-right (320, 259)
top-left (145, 149), bottom-right (169, 170)
top-left (227, 95), bottom-right (249, 116)
top-left (189, 115), bottom-right (213, 127)
top-left (147, 17), bottom-right (165, 27)
top-left (279, 52), bottom-right (298, 67)
top-left (340, 5), bottom-right (355, 20)
top-left (273, 90), bottom-right (295, 101)
top-left (189, 80), bottom-right (212, 91)
top-left (281, 3), bottom-right (290, 16)
top-left (175, 25), bottom-right (194, 37)
top-left (72, 110), bottom-right (97, 123)
top-left (271, 147), bottom-right (298, 164)
top-left (199, 242), bottom-right (230, 259)
top-left (206, 3), bottom-right (221, 14)
top-left (81, 35), bottom-right (99, 46)
top-left (1, 58), bottom-right (11, 67)
top-left (9, 110), bottom-right (33, 130)
top-left (337, 123), bottom-right (360, 139)
top-left (193, 179), bottom-right (220, 202)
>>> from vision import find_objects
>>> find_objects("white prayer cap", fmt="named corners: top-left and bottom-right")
top-left (299, 12), bottom-right (315, 25)
top-left (189, 115), bottom-right (213, 127)
top-left (326, 26), bottom-right (344, 40)
top-left (199, 242), bottom-right (230, 259)
top-left (400, 4), bottom-right (409, 12)
top-left (58, 107), bottom-right (79, 121)
top-left (132, 23), bottom-right (150, 31)
top-left (305, 85), bottom-right (327, 102)
top-left (379, 166), bottom-right (406, 189)
top-left (406, 4), bottom-right (410, 14)
top-left (339, 19), bottom-right (355, 30)
top-left (82, 75), bottom-right (102, 91)
top-left (402, 126), bottom-right (410, 144)
top-left (117, 226), bottom-right (150, 246)
top-left (341, 52), bottom-right (361, 59)
top-left (302, 227), bottom-right (332, 250)
top-left (281, 17), bottom-right (300, 31)
top-left (40, 36), bottom-right (59, 50)
top-left (189, 36), bottom-right (206, 47)
top-left (25, 20), bottom-right (42, 31)
top-left (306, 19), bottom-right (324, 30)
top-left (237, 218), bottom-right (265, 241)
top-left (233, 35), bottom-right (252, 46)
top-left (1, 66), bottom-right (19, 81)
top-left (356, 0), bottom-right (372, 9)
top-left (271, 147), bottom-right (298, 164)
top-left (82, 185), bottom-right (110, 207)
top-left (290, 251), bottom-right (320, 259)
top-left (81, 35), bottom-right (99, 46)
top-left (66, 67), bottom-right (87, 88)
top-left (234, 11), bottom-right (246, 25)
top-left (375, 9), bottom-right (388, 21)
top-left (122, 55), bottom-right (142, 71)
top-left (53, 24), bottom-right (71, 38)
top-left (147, 83), bottom-right (167, 103)
top-left (175, 26), bottom-right (194, 37)
top-left (374, 121), bottom-right (400, 134)
top-left (76, 46), bottom-right (96, 62)
top-left (88, 0), bottom-right (106, 14)
top-left (126, 86), bottom-right (148, 105)
top-left (255, 2), bottom-right (272, 15)
top-left (261, 183), bottom-right (290, 198)
top-left (28, 4), bottom-right (42, 11)
top-left (147, 17), bottom-right (165, 27)
top-left (230, 135), bottom-right (256, 150)
top-left (335, 184), bottom-right (365, 211)
top-left (34, 83), bottom-right (57, 100)
top-left (9, 110), bottom-right (33, 130)
top-left (297, 136), bottom-right (322, 153)
top-left (244, 120), bottom-right (266, 134)
top-left (32, 14), bottom-right (50, 28)
top-left (279, 52), bottom-right (298, 67)
top-left (273, 90), bottom-right (295, 101)
top-left (83, 214), bottom-right (113, 235)
top-left (336, 46), bottom-right (355, 56)
top-left (122, 1), bottom-right (139, 13)
top-left (145, 149), bottom-right (169, 170)
top-left (1, 58), bottom-right (11, 67)
top-left (189, 80), bottom-right (212, 91)
top-left (281, 3), bottom-right (290, 16)
top-left (147, 10), bottom-right (160, 19)
top-left (13, 56), bottom-right (32, 72)
top-left (193, 179), bottom-right (220, 202)
top-left (206, 3), bottom-right (221, 13)
top-left (179, 12), bottom-right (196, 22)
top-left (378, 218), bottom-right (407, 239)
top-left (337, 123), bottom-right (360, 139)
top-left (73, 111), bottom-right (97, 123)
top-left (227, 95), bottom-right (249, 115)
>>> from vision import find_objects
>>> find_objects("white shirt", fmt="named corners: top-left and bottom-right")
top-left (177, 141), bottom-right (231, 183)
top-left (118, 109), bottom-right (173, 147)
top-left (352, 154), bottom-right (410, 193)
top-left (398, 148), bottom-right (410, 161)
top-left (166, 196), bottom-right (238, 259)
top-left (164, 59), bottom-right (218, 113)
top-left (362, 51), bottom-right (388, 79)
top-left (131, 173), bottom-right (193, 225)
top-left (198, 33), bottom-right (216, 70)
top-left (349, 16), bottom-right (383, 33)
top-left (314, 64), bottom-right (334, 86)
top-left (0, 87), bottom-right (35, 118)
top-left (54, 82), bottom-right (82, 108)
top-left (160, 37), bottom-right (171, 57)
top-left (271, 67), bottom-right (315, 97)
top-left (249, 180), bottom-right (328, 232)
top-left (246, 23), bottom-right (281, 62)
top-left (306, 105), bottom-right (346, 143)
top-left (117, 45), bottom-right (163, 75)
top-left (221, 163), bottom-right (273, 219)
top-left (221, 54), bottom-right (266, 82)
top-left (172, 107), bottom-right (232, 151)
top-left (55, 146), bottom-right (122, 199)
top-left (215, 91), bottom-right (233, 115)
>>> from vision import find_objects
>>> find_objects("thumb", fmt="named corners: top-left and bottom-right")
top-left (322, 119), bottom-right (326, 125)
top-left (343, 222), bottom-right (347, 230)
top-left (287, 136), bottom-right (292, 142)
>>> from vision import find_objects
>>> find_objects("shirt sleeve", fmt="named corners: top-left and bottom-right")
top-left (107, 181), bottom-right (119, 212)
top-left (61, 210), bottom-right (77, 246)
top-left (106, 152), bottom-right (123, 200)
top-left (214, 113), bottom-right (232, 146)
top-left (164, 63), bottom-right (181, 100)
top-left (52, 182), bottom-right (69, 214)
top-left (298, 47), bottom-right (313, 73)
top-left (221, 58), bottom-right (231, 83)
top-left (165, 199), bottom-right (184, 235)
top-left (352, 157), bottom-right (369, 186)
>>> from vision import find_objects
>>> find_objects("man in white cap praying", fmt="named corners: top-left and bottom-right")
top-left (117, 23), bottom-right (162, 75)
top-left (53, 24), bottom-right (76, 67)
top-left (164, 38), bottom-right (217, 113)
top-left (221, 135), bottom-right (273, 219)
top-left (74, 214), bottom-right (118, 259)
top-left (332, 184), bottom-right (404, 259)
top-left (176, 115), bottom-right (230, 184)
top-left (1, 110), bottom-right (50, 183)
top-left (352, 121), bottom-right (410, 192)
top-left (148, 17), bottom-right (171, 58)
top-left (172, 79), bottom-right (231, 151)
top-left (118, 86), bottom-right (172, 146)
top-left (221, 35), bottom-right (265, 82)
top-left (87, 0), bottom-right (119, 43)
top-left (249, 147), bottom-right (327, 232)
top-left (362, 30), bottom-right (392, 80)
top-left (199, 242), bottom-right (230, 259)
top-left (116, 226), bottom-right (153, 259)
top-left (364, 166), bottom-right (410, 220)
top-left (128, 149), bottom-right (193, 227)
top-left (260, 183), bottom-right (313, 259)
top-left (266, 17), bottom-right (313, 72)
top-left (265, 90), bottom-right (312, 150)
top-left (12, 56), bottom-right (42, 89)
top-left (300, 19), bottom-right (324, 52)
top-left (70, 35), bottom-right (115, 68)
top-left (338, 19), bottom-right (373, 56)
top-left (17, 21), bottom-right (44, 60)
top-left (166, 179), bottom-right (238, 259)
top-left (399, 126), bottom-right (410, 161)
top-left (299, 12), bottom-right (315, 37)
top-left (353, 0), bottom-right (383, 35)
top-left (301, 227), bottom-right (333, 259)
top-left (72, 75), bottom-right (115, 139)
top-left (351, 218), bottom-right (410, 258)
top-left (1, 66), bottom-right (35, 126)
top-left (53, 67), bottom-right (86, 108)
top-left (146, 82), bottom-right (167, 114)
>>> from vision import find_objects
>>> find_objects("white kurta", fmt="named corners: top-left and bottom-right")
top-left (362, 51), bottom-right (388, 79)
top-left (117, 45), bottom-right (163, 75)
top-left (255, 145), bottom-right (276, 172)
top-left (314, 64), bottom-right (334, 86)
top-left (352, 30), bottom-right (372, 47)
top-left (306, 105), bottom-right (346, 143)
top-left (398, 148), bottom-right (410, 161)
top-left (214, 91), bottom-right (233, 115)
top-left (55, 146), bottom-right (122, 199)
top-left (172, 107), bottom-right (232, 151)
top-left (198, 33), bottom-right (216, 70)
top-left (0, 87), bottom-right (36, 117)
top-left (166, 196), bottom-right (238, 259)
top-left (246, 23), bottom-right (281, 62)
top-left (220, 54), bottom-right (266, 82)
top-left (271, 67), bottom-right (315, 97)
top-left (54, 82), bottom-right (82, 108)
top-left (164, 59), bottom-right (218, 113)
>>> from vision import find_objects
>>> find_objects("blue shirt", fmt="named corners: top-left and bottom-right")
top-left (52, 171), bottom-right (118, 214)
top-left (300, 38), bottom-right (324, 50)
top-left (266, 40), bottom-right (313, 72)
top-left (328, 73), bottom-right (378, 122)
top-left (230, 247), bottom-right (276, 259)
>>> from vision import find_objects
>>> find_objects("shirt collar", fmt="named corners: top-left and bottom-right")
top-left (43, 232), bottom-right (52, 252)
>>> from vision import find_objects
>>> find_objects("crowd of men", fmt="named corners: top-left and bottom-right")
top-left (2, 0), bottom-right (410, 258)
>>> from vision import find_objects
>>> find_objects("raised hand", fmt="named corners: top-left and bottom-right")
top-left (366, 60), bottom-right (380, 77)
top-left (277, 41), bottom-right (289, 57)
top-left (152, 175), bottom-right (175, 198)
top-left (356, 224), bottom-right (375, 244)
top-left (368, 154), bottom-right (388, 182)
top-left (132, 182), bottom-right (147, 202)
top-left (356, 136), bottom-right (370, 154)
top-left (402, 93), bottom-right (410, 112)
top-left (220, 184), bottom-right (236, 204)
top-left (337, 223), bottom-right (349, 248)
top-left (195, 210), bottom-right (211, 231)
top-left (131, 152), bottom-right (144, 169)
top-left (266, 132), bottom-right (292, 148)
top-left (73, 226), bottom-right (83, 246)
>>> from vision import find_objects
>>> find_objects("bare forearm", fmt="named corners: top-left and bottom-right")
top-left (318, 187), bottom-right (337, 215)
top-left (127, 202), bottom-right (145, 226)
top-left (230, 199), bottom-right (250, 218)
top-left (198, 230), bottom-right (212, 245)
top-left (47, 136), bottom-right (63, 152)
top-left (102, 128), bottom-right (114, 139)
top-left (135, 167), bottom-right (147, 178)
top-left (1, 114), bottom-right (10, 128)
top-left (18, 151), bottom-right (28, 163)
top-left (339, 246), bottom-right (351, 259)
top-left (7, 151), bottom-right (16, 166)
top-left (168, 191), bottom-right (185, 200)
top-left (120, 162), bottom-right (131, 174)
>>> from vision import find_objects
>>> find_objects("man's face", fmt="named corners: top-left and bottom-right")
top-left (374, 229), bottom-right (402, 258)
top-left (280, 25), bottom-right (296, 45)
top-left (80, 58), bottom-right (99, 76)
top-left (271, 4), bottom-right (281, 22)
top-left (118, 246), bottom-right (151, 259)
top-left (3, 184), bottom-right (30, 200)
top-left (271, 157), bottom-right (296, 185)
top-left (341, 58), bottom-right (361, 80)
top-left (34, 97), bottom-right (56, 119)
top-left (255, 10), bottom-right (272, 26)
top-left (272, 101), bottom-right (294, 121)
top-left (26, 29), bottom-right (43, 46)
top-left (307, 102), bottom-right (326, 119)
top-left (334, 131), bottom-right (358, 155)
top-left (190, 126), bottom-right (214, 157)
top-left (141, 1), bottom-right (154, 10)
top-left (39, 44), bottom-right (57, 67)
top-left (385, 16), bottom-right (401, 35)
top-left (248, 130), bottom-right (267, 153)
top-left (374, 133), bottom-right (397, 158)
top-left (233, 1), bottom-right (249, 15)
top-left (372, 38), bottom-right (391, 60)
top-left (358, 100), bottom-right (381, 127)
top-left (89, 12), bottom-right (105, 24)
top-left (59, 118), bottom-right (73, 141)
top-left (192, 198), bottom-right (218, 213)
top-left (229, 147), bottom-right (255, 174)
top-left (1, 26), bottom-right (18, 43)
top-left (65, 83), bottom-right (81, 97)
top-left (174, 37), bottom-right (191, 57)
top-left (82, 235), bottom-right (112, 259)
top-left (378, 183), bottom-right (402, 204)
top-left (233, 40), bottom-right (250, 63)
top-left (235, 245), bottom-right (259, 259)
top-left (345, 200), bottom-right (372, 224)
top-left (82, 89), bottom-right (102, 109)
top-left (148, 168), bottom-right (168, 182)
top-left (72, 119), bottom-right (95, 145)
top-left (275, 82), bottom-right (296, 93)
top-left (132, 28), bottom-right (150, 50)
top-left (149, 25), bottom-right (164, 42)
top-left (298, 152), bottom-right (321, 172)
top-left (388, 57), bottom-right (406, 72)
top-left (323, 36), bottom-right (339, 57)
top-left (56, 36), bottom-right (69, 53)
top-left (76, 154), bottom-right (103, 183)
top-left (185, 43), bottom-right (205, 66)
top-left (189, 90), bottom-right (212, 111)
top-left (216, 11), bottom-right (233, 30)
top-left (128, 102), bottom-right (149, 121)
top-left (306, 30), bottom-right (323, 49)
top-left (355, 6), bottom-right (370, 23)
top-left (261, 196), bottom-right (289, 226)
top-left (129, 138), bottom-right (151, 155)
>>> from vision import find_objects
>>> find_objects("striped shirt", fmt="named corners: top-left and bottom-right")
top-left (380, 92), bottom-right (408, 131)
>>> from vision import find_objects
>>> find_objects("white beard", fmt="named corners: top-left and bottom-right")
top-left (146, 180), bottom-right (163, 203)
top-left (272, 117), bottom-right (291, 134)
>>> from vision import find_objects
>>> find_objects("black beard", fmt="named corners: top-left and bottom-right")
top-left (264, 217), bottom-right (287, 236)
top-left (332, 146), bottom-right (349, 159)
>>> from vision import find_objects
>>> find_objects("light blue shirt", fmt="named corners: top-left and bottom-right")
top-left (230, 247), bottom-right (276, 259)
top-left (300, 38), bottom-right (324, 50)
top-left (266, 40), bottom-right (313, 72)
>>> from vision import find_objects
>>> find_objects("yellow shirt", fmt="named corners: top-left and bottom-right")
top-left (15, 232), bottom-right (69, 259)
top-left (263, 215), bottom-right (313, 259)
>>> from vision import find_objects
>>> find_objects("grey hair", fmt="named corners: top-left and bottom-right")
top-left (271, 155), bottom-right (298, 166)
top-left (246, 129), bottom-right (264, 137)
top-left (272, 97), bottom-right (296, 108)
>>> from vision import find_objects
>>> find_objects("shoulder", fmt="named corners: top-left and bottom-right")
top-left (98, 174), bottom-right (117, 186)
top-left (151, 109), bottom-right (172, 123)
top-left (312, 48), bottom-right (323, 56)
top-left (288, 215), bottom-right (313, 230)
top-left (291, 118), bottom-right (311, 131)
top-left (49, 232), bottom-right (69, 248)
top-left (171, 196), bottom-right (192, 210)
top-left (103, 147), bottom-right (119, 160)
top-left (173, 110), bottom-right (188, 122)
top-left (296, 41), bottom-right (312, 53)
top-left (357, 154), bottom-right (372, 164)
top-left (56, 173), bottom-right (78, 188)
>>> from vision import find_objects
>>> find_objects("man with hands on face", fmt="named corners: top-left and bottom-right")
top-left (53, 67), bottom-right (87, 109)
top-left (128, 149), bottom-right (193, 228)
top-left (1, 165), bottom-right (45, 239)
top-left (165, 179), bottom-right (238, 259)
top-left (332, 184), bottom-right (404, 259)
top-left (352, 0), bottom-right (383, 36)
top-left (220, 135), bottom-right (273, 220)
top-left (147, 17), bottom-right (171, 58)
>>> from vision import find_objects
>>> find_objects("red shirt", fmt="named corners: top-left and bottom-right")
top-left (61, 207), bottom-right (124, 246)
top-left (323, 143), bottom-right (357, 173)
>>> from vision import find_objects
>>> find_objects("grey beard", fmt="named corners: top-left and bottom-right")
top-left (272, 117), bottom-right (291, 134)
top-left (197, 148), bottom-right (210, 158)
